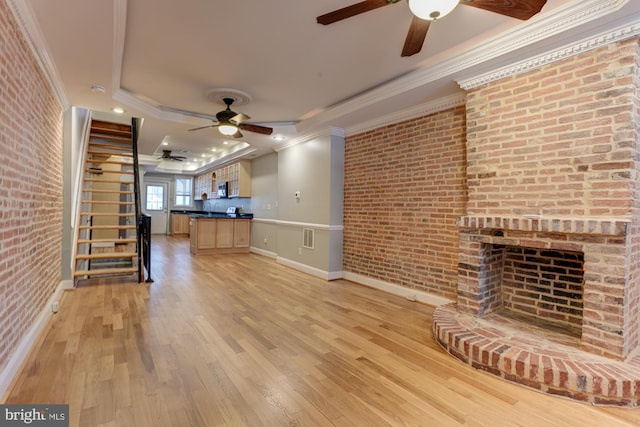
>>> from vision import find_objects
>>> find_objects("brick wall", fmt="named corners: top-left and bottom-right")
top-left (466, 38), bottom-right (638, 217)
top-left (343, 106), bottom-right (467, 299)
top-left (0, 0), bottom-right (64, 375)
top-left (626, 37), bottom-right (640, 361)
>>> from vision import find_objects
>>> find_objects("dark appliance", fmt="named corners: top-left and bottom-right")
top-left (217, 181), bottom-right (228, 198)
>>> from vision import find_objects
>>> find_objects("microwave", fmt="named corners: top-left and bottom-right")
top-left (217, 181), bottom-right (228, 198)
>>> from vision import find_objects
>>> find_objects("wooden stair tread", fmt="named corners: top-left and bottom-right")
top-left (79, 212), bottom-right (136, 216)
top-left (88, 141), bottom-right (132, 148)
top-left (80, 200), bottom-right (134, 205)
top-left (90, 129), bottom-right (132, 138)
top-left (89, 134), bottom-right (132, 143)
top-left (76, 252), bottom-right (137, 260)
top-left (89, 140), bottom-right (133, 147)
top-left (86, 159), bottom-right (134, 166)
top-left (91, 120), bottom-right (133, 135)
top-left (84, 179), bottom-right (134, 184)
top-left (78, 225), bottom-right (137, 230)
top-left (87, 150), bottom-right (134, 157)
top-left (83, 189), bottom-right (134, 194)
top-left (78, 238), bottom-right (137, 244)
top-left (73, 266), bottom-right (138, 277)
top-left (85, 168), bottom-right (135, 175)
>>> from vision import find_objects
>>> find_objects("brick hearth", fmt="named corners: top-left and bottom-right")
top-left (433, 304), bottom-right (640, 407)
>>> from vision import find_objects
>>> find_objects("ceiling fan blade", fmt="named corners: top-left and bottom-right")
top-left (462, 0), bottom-right (547, 20)
top-left (239, 123), bottom-right (273, 135)
top-left (317, 0), bottom-right (393, 25)
top-left (230, 113), bottom-right (250, 124)
top-left (401, 16), bottom-right (430, 57)
top-left (171, 157), bottom-right (185, 161)
top-left (188, 124), bottom-right (216, 132)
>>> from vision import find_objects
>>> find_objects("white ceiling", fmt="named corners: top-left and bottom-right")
top-left (11, 0), bottom-right (640, 173)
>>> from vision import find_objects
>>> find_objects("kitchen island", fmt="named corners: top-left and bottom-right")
top-left (189, 213), bottom-right (252, 255)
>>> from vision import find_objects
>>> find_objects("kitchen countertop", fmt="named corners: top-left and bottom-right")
top-left (170, 210), bottom-right (253, 219)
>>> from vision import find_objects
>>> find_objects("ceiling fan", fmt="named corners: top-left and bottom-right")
top-left (188, 97), bottom-right (273, 138)
top-left (159, 150), bottom-right (187, 161)
top-left (317, 0), bottom-right (547, 57)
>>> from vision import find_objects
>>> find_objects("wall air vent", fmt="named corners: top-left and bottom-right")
top-left (303, 228), bottom-right (314, 249)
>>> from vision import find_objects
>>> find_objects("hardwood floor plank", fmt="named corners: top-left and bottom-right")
top-left (5, 235), bottom-right (640, 426)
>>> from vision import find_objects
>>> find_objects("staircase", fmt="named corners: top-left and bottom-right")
top-left (73, 119), bottom-right (145, 283)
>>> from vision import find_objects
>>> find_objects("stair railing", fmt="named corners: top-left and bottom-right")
top-left (131, 117), bottom-right (153, 283)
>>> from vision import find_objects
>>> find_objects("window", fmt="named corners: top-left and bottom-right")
top-left (175, 177), bottom-right (192, 207)
top-left (146, 185), bottom-right (164, 211)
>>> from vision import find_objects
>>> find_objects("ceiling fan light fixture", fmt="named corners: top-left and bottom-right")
top-left (408, 0), bottom-right (459, 21)
top-left (218, 124), bottom-right (238, 136)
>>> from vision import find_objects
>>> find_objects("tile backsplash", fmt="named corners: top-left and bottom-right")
top-left (197, 198), bottom-right (251, 213)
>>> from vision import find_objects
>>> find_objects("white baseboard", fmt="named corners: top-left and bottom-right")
top-left (250, 246), bottom-right (277, 259)
top-left (258, 252), bottom-right (454, 306)
top-left (276, 256), bottom-right (342, 281)
top-left (342, 272), bottom-right (454, 307)
top-left (0, 279), bottom-right (71, 402)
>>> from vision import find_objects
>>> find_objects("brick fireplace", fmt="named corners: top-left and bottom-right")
top-left (456, 215), bottom-right (630, 359)
top-left (432, 37), bottom-right (640, 406)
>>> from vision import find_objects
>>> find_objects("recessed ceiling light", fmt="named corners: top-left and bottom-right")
top-left (113, 107), bottom-right (125, 114)
top-left (223, 141), bottom-right (229, 145)
top-left (201, 154), bottom-right (206, 157)
top-left (90, 85), bottom-right (106, 93)
top-left (162, 141), bottom-right (169, 146)
top-left (273, 134), bottom-right (286, 141)
top-left (211, 148), bottom-right (217, 152)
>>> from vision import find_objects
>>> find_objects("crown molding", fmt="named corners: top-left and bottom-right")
top-left (274, 126), bottom-right (344, 152)
top-left (286, 92), bottom-right (466, 144)
top-left (5, 0), bottom-right (69, 109)
top-left (458, 14), bottom-right (640, 89)
top-left (345, 93), bottom-right (466, 136)
top-left (297, 0), bottom-right (632, 133)
top-left (112, 88), bottom-right (205, 126)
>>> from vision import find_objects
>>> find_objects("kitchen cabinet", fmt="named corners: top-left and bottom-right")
top-left (171, 213), bottom-right (190, 235)
top-left (195, 218), bottom-right (217, 249)
top-left (213, 160), bottom-right (251, 198)
top-left (189, 216), bottom-right (251, 255)
top-left (215, 218), bottom-right (234, 248)
top-left (194, 171), bottom-right (213, 200)
top-left (233, 219), bottom-right (250, 248)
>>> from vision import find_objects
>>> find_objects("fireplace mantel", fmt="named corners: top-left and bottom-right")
top-left (457, 215), bottom-right (629, 237)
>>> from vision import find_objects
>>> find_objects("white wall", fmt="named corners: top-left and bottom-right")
top-left (251, 130), bottom-right (344, 279)
top-left (250, 152), bottom-right (279, 255)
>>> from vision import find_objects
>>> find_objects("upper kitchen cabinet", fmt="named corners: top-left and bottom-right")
top-left (194, 171), bottom-right (212, 200)
top-left (215, 160), bottom-right (251, 198)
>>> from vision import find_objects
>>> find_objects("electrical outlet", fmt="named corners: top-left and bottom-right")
top-left (263, 238), bottom-right (268, 244)
top-left (51, 301), bottom-right (59, 313)
top-left (298, 247), bottom-right (302, 255)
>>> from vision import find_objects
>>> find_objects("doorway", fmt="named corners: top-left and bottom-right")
top-left (145, 182), bottom-right (168, 234)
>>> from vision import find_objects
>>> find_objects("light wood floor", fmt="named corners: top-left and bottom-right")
top-left (5, 235), bottom-right (640, 426)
